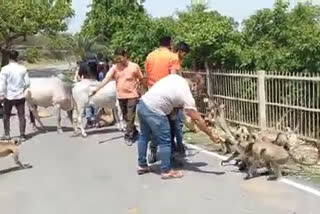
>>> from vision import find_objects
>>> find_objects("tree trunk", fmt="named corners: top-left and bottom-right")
top-left (1, 48), bottom-right (10, 68)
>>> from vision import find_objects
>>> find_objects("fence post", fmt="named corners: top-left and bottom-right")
top-left (257, 70), bottom-right (267, 130)
top-left (205, 61), bottom-right (211, 97)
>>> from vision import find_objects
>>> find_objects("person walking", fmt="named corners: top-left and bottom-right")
top-left (0, 50), bottom-right (30, 141)
top-left (92, 48), bottom-right (144, 146)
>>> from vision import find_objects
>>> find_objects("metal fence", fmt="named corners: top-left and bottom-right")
top-left (184, 70), bottom-right (320, 142)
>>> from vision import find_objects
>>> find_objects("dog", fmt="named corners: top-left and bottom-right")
top-left (0, 139), bottom-right (31, 169)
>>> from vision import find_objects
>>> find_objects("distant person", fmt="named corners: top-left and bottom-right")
top-left (77, 57), bottom-right (98, 128)
top-left (73, 60), bottom-right (82, 82)
top-left (92, 48), bottom-right (144, 146)
top-left (0, 50), bottom-right (30, 141)
top-left (97, 57), bottom-right (110, 82)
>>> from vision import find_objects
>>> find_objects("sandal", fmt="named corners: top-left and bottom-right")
top-left (137, 166), bottom-right (150, 175)
top-left (161, 170), bottom-right (184, 180)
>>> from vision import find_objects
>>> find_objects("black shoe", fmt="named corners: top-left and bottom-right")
top-left (148, 151), bottom-right (157, 164)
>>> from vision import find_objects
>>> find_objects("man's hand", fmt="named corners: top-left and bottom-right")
top-left (185, 109), bottom-right (221, 144)
top-left (0, 95), bottom-right (4, 102)
top-left (209, 133), bottom-right (221, 144)
top-left (89, 90), bottom-right (97, 97)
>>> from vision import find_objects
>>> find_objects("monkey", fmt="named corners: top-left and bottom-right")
top-left (0, 139), bottom-right (31, 169)
top-left (244, 138), bottom-right (289, 180)
top-left (220, 138), bottom-right (251, 171)
top-left (220, 130), bottom-right (253, 171)
top-left (206, 102), bottom-right (238, 154)
top-left (261, 130), bottom-right (296, 151)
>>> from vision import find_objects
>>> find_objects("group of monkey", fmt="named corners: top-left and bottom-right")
top-left (203, 100), bottom-right (298, 181)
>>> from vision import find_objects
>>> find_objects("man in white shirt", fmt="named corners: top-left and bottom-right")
top-left (136, 74), bottom-right (220, 179)
top-left (0, 50), bottom-right (30, 141)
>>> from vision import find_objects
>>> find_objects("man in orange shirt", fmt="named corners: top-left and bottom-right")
top-left (145, 40), bottom-right (191, 164)
top-left (92, 48), bottom-right (144, 146)
top-left (145, 36), bottom-right (181, 88)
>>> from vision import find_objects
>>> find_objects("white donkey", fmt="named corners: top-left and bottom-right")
top-left (72, 79), bottom-right (125, 137)
top-left (24, 75), bottom-right (74, 133)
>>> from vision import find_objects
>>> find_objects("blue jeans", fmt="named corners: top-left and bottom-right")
top-left (174, 109), bottom-right (184, 147)
top-left (150, 108), bottom-right (184, 154)
top-left (137, 100), bottom-right (171, 173)
top-left (85, 106), bottom-right (97, 121)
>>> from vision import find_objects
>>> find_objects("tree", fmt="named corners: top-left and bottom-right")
top-left (82, 0), bottom-right (172, 67)
top-left (173, 5), bottom-right (241, 70)
top-left (241, 0), bottom-right (320, 72)
top-left (72, 33), bottom-right (96, 61)
top-left (82, 0), bottom-right (146, 42)
top-left (0, 0), bottom-right (74, 67)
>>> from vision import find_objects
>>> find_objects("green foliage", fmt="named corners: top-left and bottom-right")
top-left (72, 33), bottom-right (96, 61)
top-left (241, 0), bottom-right (320, 72)
top-left (83, 0), bottom-right (320, 72)
top-left (0, 0), bottom-right (73, 66)
top-left (0, 0), bottom-right (73, 44)
top-left (25, 47), bottom-right (40, 63)
top-left (173, 4), bottom-right (241, 69)
top-left (48, 33), bottom-right (75, 50)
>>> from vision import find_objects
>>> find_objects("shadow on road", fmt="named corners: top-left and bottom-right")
top-left (183, 161), bottom-right (226, 175)
top-left (0, 165), bottom-right (33, 175)
top-left (25, 126), bottom-right (74, 139)
top-left (149, 160), bottom-right (226, 176)
top-left (85, 127), bottom-right (120, 136)
top-left (99, 135), bottom-right (124, 144)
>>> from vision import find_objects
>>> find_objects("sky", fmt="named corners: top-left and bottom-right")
top-left (68, 0), bottom-right (308, 33)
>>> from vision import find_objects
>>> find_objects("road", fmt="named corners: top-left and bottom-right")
top-left (0, 112), bottom-right (319, 214)
top-left (28, 64), bottom-right (73, 78)
top-left (0, 66), bottom-right (319, 213)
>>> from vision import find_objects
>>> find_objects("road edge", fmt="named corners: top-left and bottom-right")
top-left (185, 143), bottom-right (320, 198)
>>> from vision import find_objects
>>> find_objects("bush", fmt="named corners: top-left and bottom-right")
top-left (25, 48), bottom-right (40, 63)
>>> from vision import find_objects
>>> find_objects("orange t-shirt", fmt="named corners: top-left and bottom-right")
top-left (111, 61), bottom-right (143, 99)
top-left (145, 47), bottom-right (181, 88)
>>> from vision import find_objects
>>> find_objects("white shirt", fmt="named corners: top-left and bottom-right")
top-left (0, 61), bottom-right (30, 100)
top-left (142, 74), bottom-right (196, 115)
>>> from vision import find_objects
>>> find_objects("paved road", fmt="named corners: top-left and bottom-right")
top-left (0, 112), bottom-right (319, 214)
top-left (28, 64), bottom-right (73, 78)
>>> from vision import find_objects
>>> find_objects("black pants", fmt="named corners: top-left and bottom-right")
top-left (118, 98), bottom-right (139, 140)
top-left (3, 98), bottom-right (26, 136)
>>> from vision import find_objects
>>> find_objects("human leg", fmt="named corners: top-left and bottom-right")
top-left (2, 99), bottom-right (14, 139)
top-left (15, 98), bottom-right (26, 140)
top-left (136, 101), bottom-right (152, 173)
top-left (126, 98), bottom-right (139, 141)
